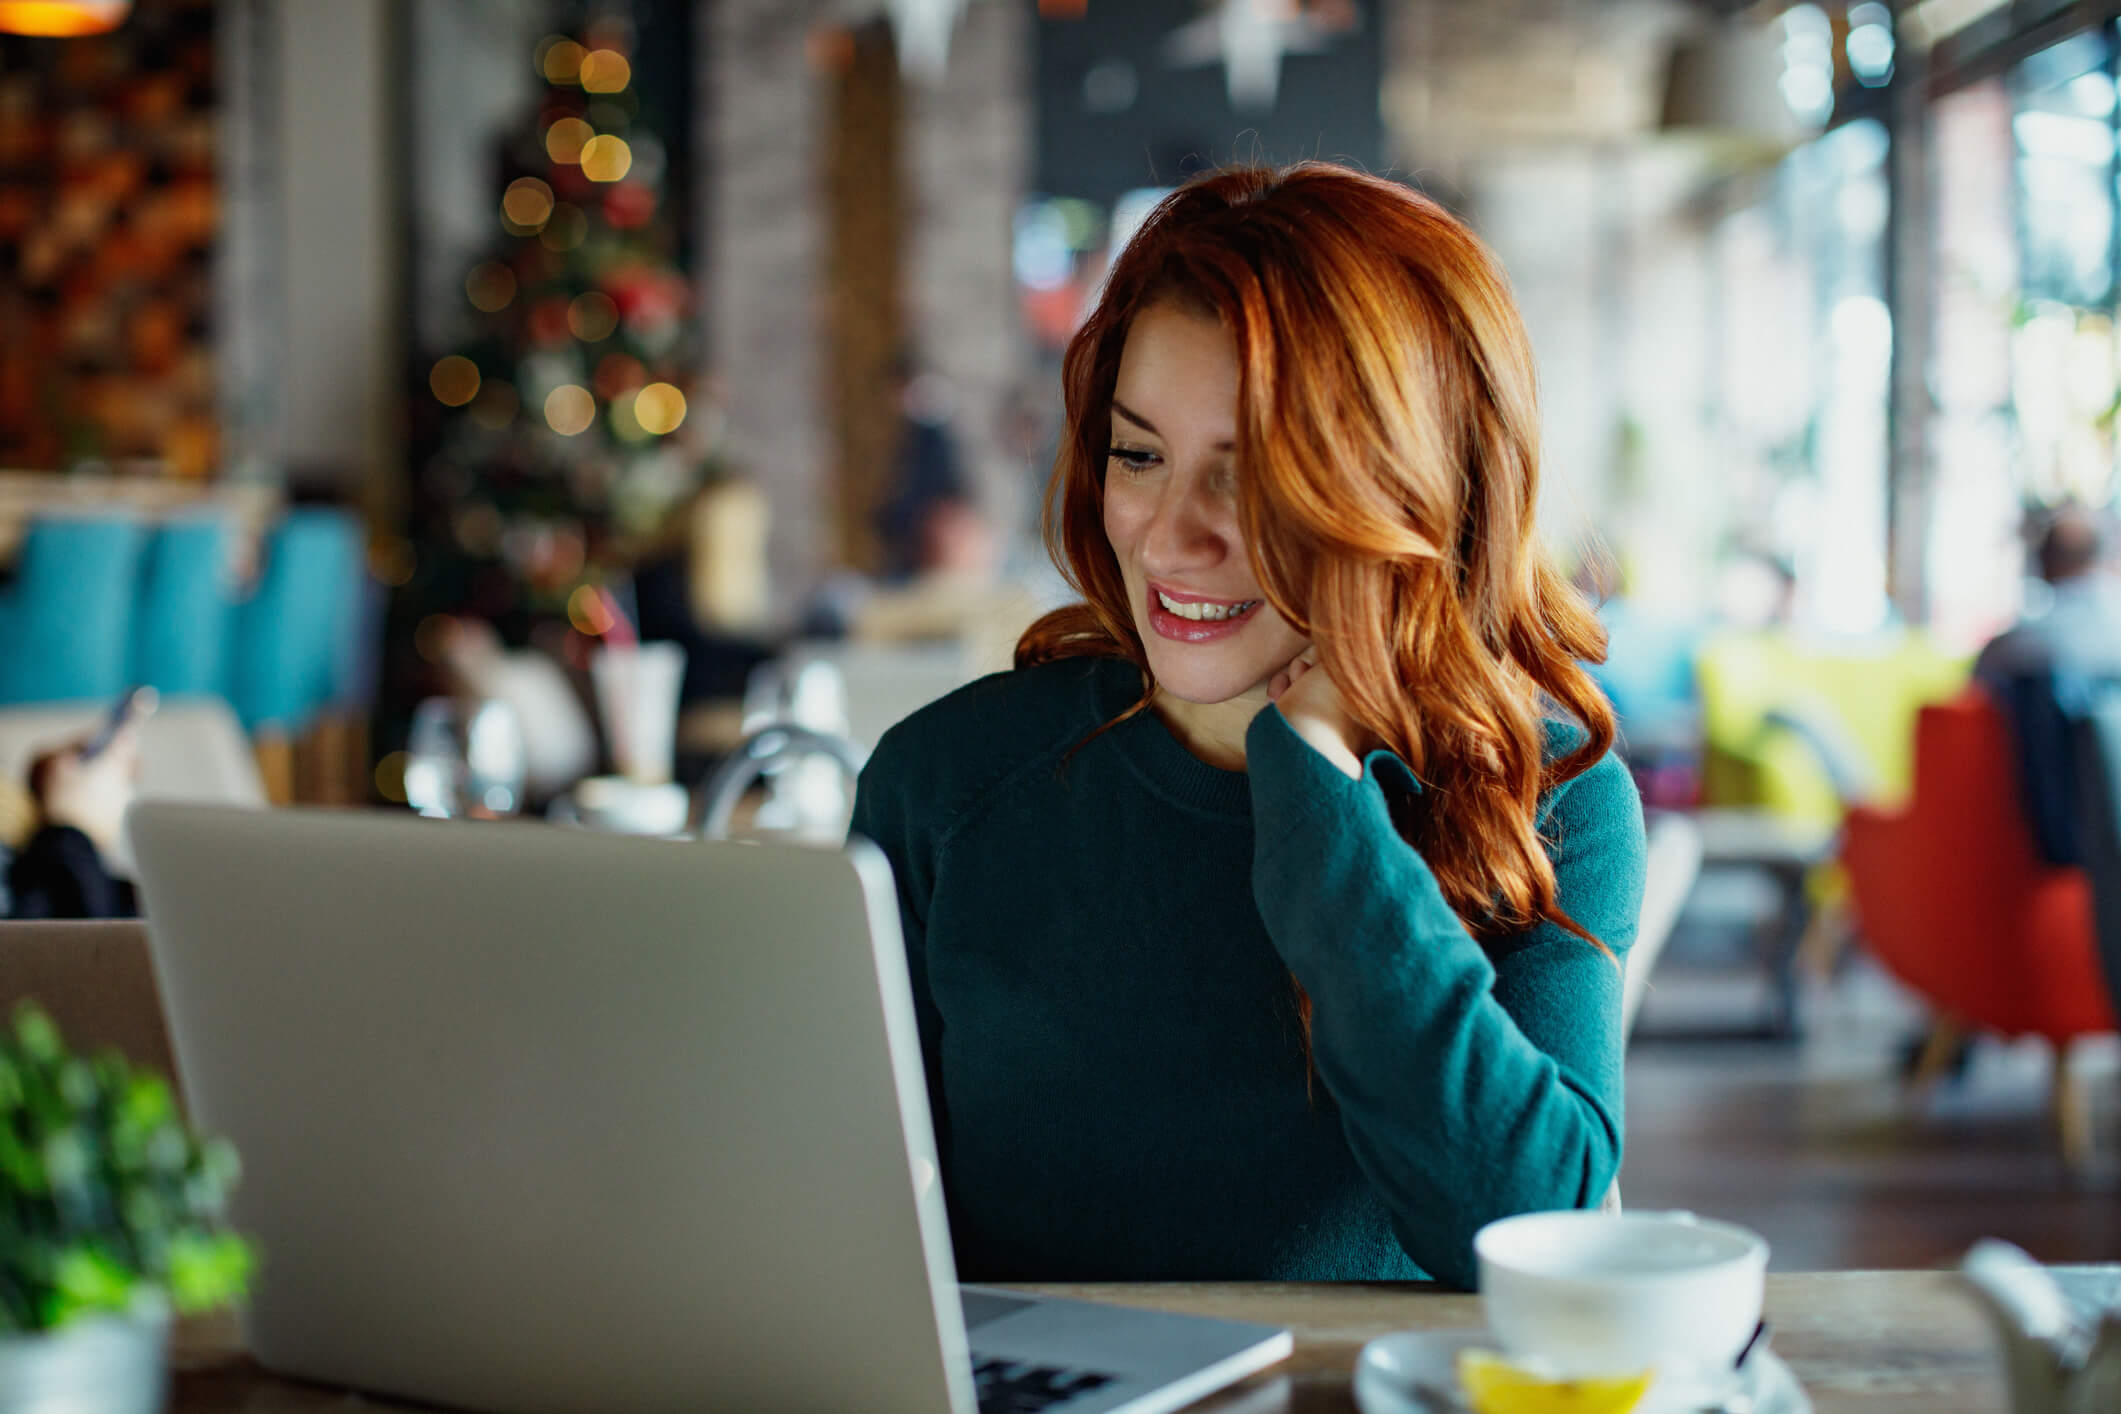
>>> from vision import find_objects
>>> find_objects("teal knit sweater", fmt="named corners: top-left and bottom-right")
top-left (849, 656), bottom-right (1645, 1289)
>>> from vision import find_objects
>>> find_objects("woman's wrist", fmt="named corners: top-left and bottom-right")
top-left (1277, 708), bottom-right (1364, 780)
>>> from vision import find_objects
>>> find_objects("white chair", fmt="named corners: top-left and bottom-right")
top-left (1624, 810), bottom-right (1706, 1037)
top-left (752, 640), bottom-right (975, 755)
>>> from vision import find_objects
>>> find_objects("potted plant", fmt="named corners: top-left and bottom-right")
top-left (0, 1002), bottom-right (252, 1413)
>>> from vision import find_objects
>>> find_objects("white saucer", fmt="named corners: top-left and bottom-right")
top-left (1353, 1327), bottom-right (1812, 1414)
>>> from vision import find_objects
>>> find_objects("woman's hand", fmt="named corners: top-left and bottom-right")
top-left (1266, 650), bottom-right (1370, 780)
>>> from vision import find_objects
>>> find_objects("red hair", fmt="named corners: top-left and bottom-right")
top-left (1018, 162), bottom-right (1617, 970)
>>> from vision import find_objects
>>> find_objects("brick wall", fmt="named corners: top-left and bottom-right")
top-left (704, 0), bottom-right (1028, 621)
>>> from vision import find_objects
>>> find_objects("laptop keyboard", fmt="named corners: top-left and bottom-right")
top-left (972, 1355), bottom-right (1119, 1414)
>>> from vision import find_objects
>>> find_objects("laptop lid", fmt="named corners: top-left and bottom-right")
top-left (129, 803), bottom-right (974, 1414)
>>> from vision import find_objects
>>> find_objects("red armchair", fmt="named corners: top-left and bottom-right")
top-left (1840, 690), bottom-right (2115, 1159)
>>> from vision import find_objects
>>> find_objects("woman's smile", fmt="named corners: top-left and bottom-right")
top-left (1147, 581), bottom-right (1265, 640)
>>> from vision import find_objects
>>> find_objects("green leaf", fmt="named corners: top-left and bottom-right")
top-left (11, 1003), bottom-right (62, 1063)
top-left (45, 1245), bottom-right (134, 1326)
top-left (166, 1232), bottom-right (255, 1315)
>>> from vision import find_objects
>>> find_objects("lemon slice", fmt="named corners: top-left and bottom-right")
top-left (1455, 1347), bottom-right (1654, 1414)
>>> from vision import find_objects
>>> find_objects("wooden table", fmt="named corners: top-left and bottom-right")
top-left (173, 1267), bottom-right (2121, 1412)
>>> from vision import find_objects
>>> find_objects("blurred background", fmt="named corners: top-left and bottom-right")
top-left (4, 0), bottom-right (2121, 1263)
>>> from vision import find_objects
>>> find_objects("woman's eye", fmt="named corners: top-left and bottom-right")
top-left (1105, 445), bottom-right (1160, 474)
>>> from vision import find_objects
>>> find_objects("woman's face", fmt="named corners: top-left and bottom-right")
top-left (1102, 301), bottom-right (1309, 707)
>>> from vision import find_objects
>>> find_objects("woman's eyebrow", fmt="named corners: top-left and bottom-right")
top-left (1111, 399), bottom-right (1235, 451)
top-left (1111, 400), bottom-right (1158, 435)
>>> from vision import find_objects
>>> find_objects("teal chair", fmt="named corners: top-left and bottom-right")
top-left (229, 509), bottom-right (365, 733)
top-left (0, 514), bottom-right (148, 705)
top-left (131, 513), bottom-right (236, 698)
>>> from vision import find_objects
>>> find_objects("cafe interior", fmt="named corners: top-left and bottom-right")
top-left (3, 0), bottom-right (2121, 1410)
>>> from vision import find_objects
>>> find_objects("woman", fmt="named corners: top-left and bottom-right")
top-left (850, 163), bottom-right (1645, 1290)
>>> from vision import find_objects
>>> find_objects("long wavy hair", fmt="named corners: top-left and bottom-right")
top-left (1018, 162), bottom-right (1618, 983)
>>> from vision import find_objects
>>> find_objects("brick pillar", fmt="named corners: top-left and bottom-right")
top-left (705, 0), bottom-right (836, 622)
top-left (902, 0), bottom-right (1031, 542)
top-left (705, 0), bottom-right (1029, 618)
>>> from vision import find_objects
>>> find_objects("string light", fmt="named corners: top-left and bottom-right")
top-left (540, 37), bottom-right (586, 84)
top-left (429, 356), bottom-right (481, 407)
top-left (501, 177), bottom-right (554, 234)
top-left (544, 384), bottom-right (596, 435)
top-left (0, 2), bottom-right (130, 37)
top-left (545, 116), bottom-right (593, 164)
top-left (580, 135), bottom-right (633, 183)
top-left (580, 49), bottom-right (632, 94)
top-left (465, 262), bottom-right (517, 312)
top-left (634, 382), bottom-right (687, 435)
top-left (568, 292), bottom-right (619, 342)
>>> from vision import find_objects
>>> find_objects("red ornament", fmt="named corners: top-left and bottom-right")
top-left (602, 181), bottom-right (656, 230)
top-left (528, 296), bottom-right (574, 346)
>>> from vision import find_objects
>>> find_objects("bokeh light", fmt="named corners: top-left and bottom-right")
top-left (633, 381), bottom-right (687, 435)
top-left (579, 134), bottom-right (633, 183)
top-left (429, 355), bottom-right (481, 407)
top-left (501, 177), bottom-right (554, 233)
top-left (454, 503), bottom-right (505, 556)
top-left (579, 49), bottom-right (632, 94)
top-left (567, 584), bottom-right (617, 636)
top-left (470, 380), bottom-right (520, 430)
top-left (465, 261), bottom-right (518, 312)
top-left (368, 536), bottom-right (416, 588)
top-left (540, 37), bottom-right (586, 84)
top-left (539, 203), bottom-right (588, 251)
top-left (414, 614), bottom-right (456, 663)
top-left (544, 116), bottom-right (594, 165)
top-left (544, 383), bottom-right (596, 435)
top-left (609, 389), bottom-right (647, 443)
top-left (568, 291), bottom-right (619, 342)
top-left (374, 751), bottom-right (409, 804)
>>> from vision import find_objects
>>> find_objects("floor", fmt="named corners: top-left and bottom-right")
top-left (1619, 920), bottom-right (2121, 1274)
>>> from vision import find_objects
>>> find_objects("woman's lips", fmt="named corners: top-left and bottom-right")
top-left (1145, 584), bottom-right (1263, 643)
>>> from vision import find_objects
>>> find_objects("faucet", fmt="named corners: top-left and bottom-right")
top-left (693, 723), bottom-right (868, 841)
top-left (1960, 1239), bottom-right (2121, 1414)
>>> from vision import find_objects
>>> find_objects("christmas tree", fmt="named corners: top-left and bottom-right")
top-left (404, 11), bottom-right (702, 651)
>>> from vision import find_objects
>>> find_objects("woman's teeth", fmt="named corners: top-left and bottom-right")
top-left (1157, 591), bottom-right (1259, 622)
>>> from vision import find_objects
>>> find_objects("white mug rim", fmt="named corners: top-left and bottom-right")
top-left (1475, 1209), bottom-right (1769, 1287)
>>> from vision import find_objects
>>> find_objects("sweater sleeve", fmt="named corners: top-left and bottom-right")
top-left (1245, 706), bottom-right (1646, 1290)
top-left (848, 734), bottom-right (950, 1159)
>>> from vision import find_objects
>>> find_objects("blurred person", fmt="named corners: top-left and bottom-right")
top-left (1975, 504), bottom-right (2121, 686)
top-left (4, 720), bottom-right (141, 919)
top-left (851, 164), bottom-right (1644, 1289)
top-left (873, 359), bottom-right (971, 582)
top-left (1974, 504), bottom-right (2121, 869)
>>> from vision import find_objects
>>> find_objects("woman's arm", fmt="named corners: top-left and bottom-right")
top-left (1245, 704), bottom-right (1645, 1290)
top-left (848, 745), bottom-right (951, 1159)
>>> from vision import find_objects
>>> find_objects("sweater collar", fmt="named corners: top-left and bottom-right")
top-left (1089, 659), bottom-right (1253, 818)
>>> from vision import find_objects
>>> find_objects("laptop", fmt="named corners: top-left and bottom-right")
top-left (128, 803), bottom-right (1292, 1414)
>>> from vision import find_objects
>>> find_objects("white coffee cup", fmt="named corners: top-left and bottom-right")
top-left (1474, 1210), bottom-right (1767, 1380)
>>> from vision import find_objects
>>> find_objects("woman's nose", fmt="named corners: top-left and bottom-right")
top-left (1140, 476), bottom-right (1228, 572)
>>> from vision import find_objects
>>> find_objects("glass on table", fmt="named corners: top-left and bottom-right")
top-left (403, 696), bottom-right (527, 819)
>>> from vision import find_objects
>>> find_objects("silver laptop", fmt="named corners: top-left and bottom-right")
top-left (129, 803), bottom-right (1291, 1414)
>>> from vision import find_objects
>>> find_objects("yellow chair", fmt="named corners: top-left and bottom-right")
top-left (1695, 628), bottom-right (1972, 826)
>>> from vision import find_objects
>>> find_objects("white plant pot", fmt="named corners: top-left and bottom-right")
top-left (0, 1309), bottom-right (169, 1414)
